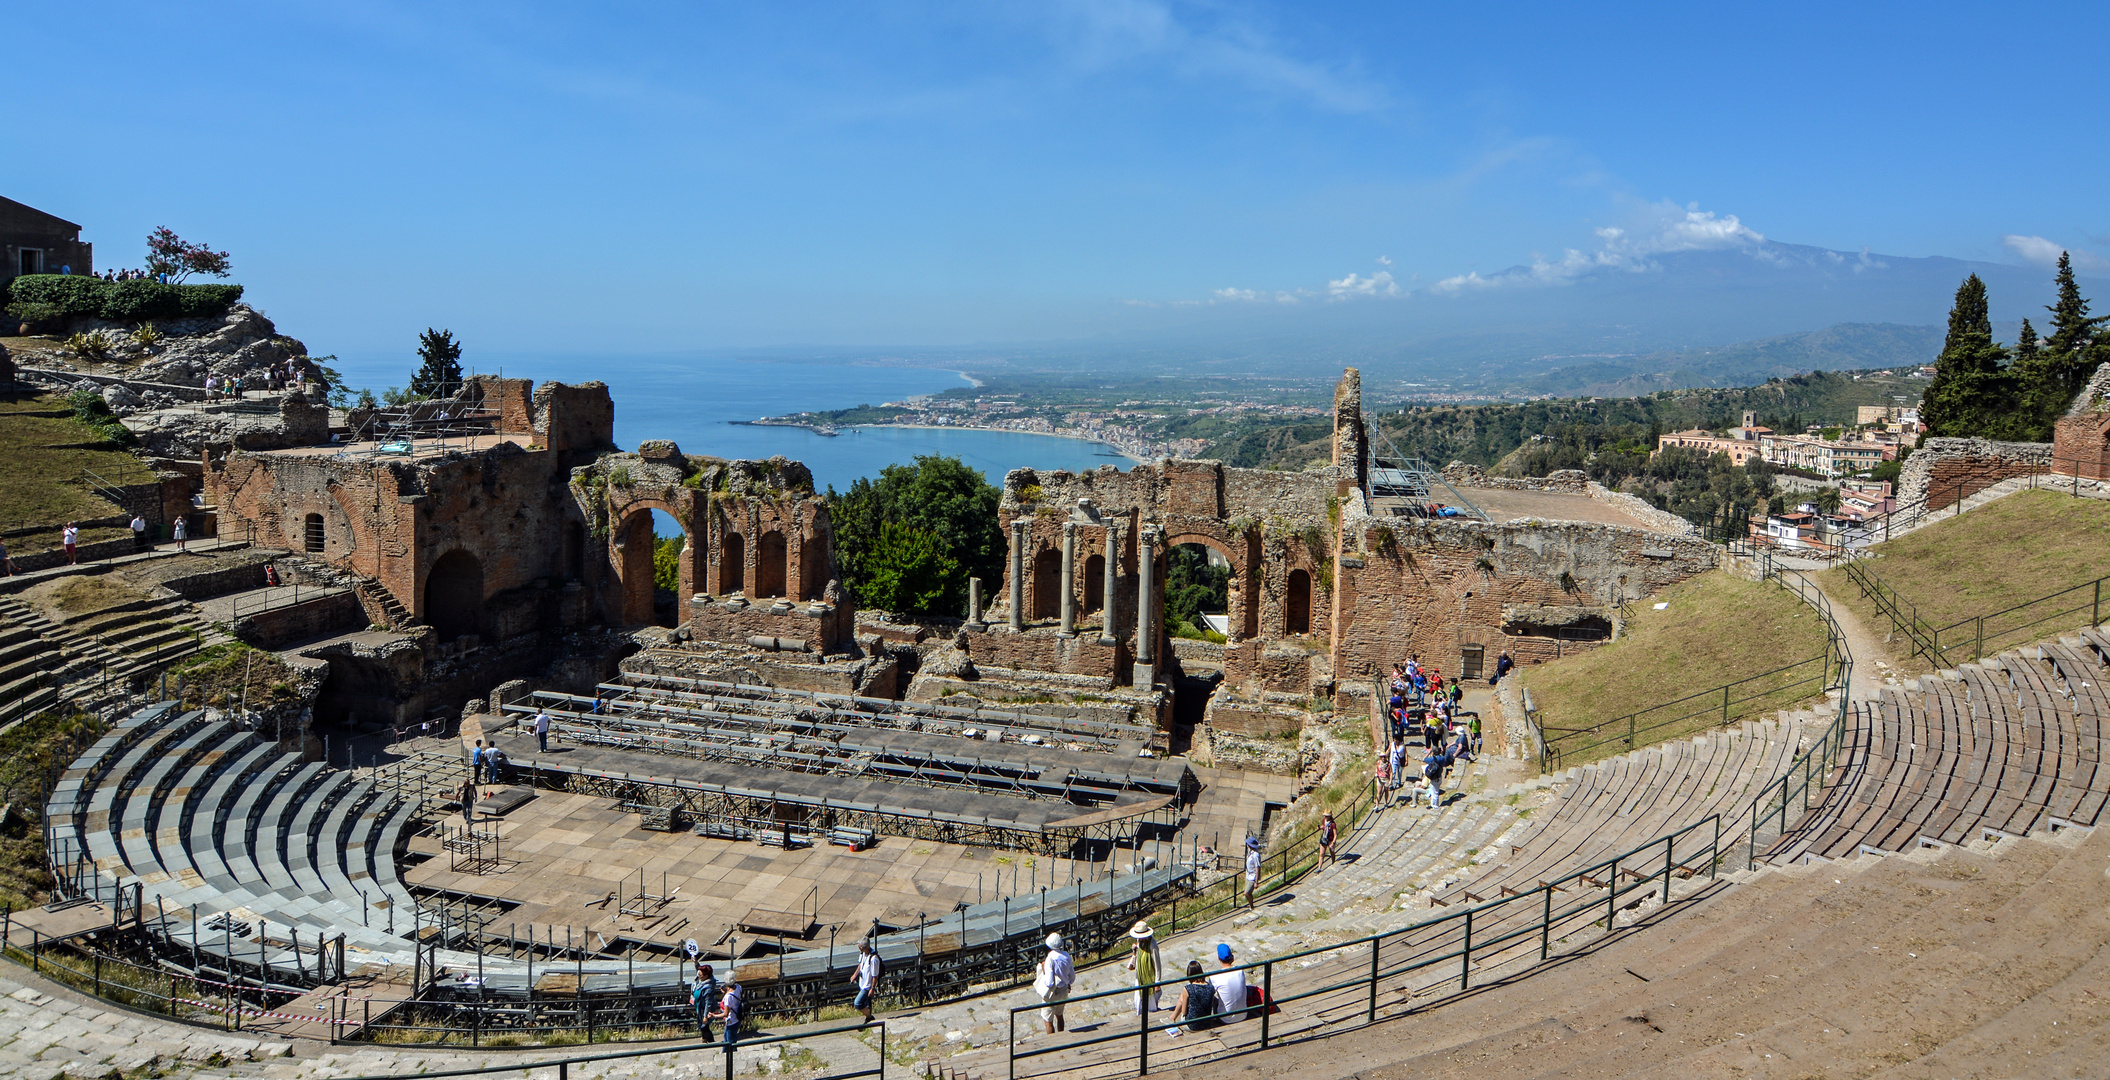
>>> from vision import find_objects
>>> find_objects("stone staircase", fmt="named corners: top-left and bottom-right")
top-left (0, 592), bottom-right (232, 727)
top-left (274, 554), bottom-right (412, 630)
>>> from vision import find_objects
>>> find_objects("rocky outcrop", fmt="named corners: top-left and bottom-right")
top-left (126, 391), bottom-right (331, 458)
top-left (131, 304), bottom-right (317, 389)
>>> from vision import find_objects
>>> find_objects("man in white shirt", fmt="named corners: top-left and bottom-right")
top-left (1036, 933), bottom-right (1075, 1033)
top-left (854, 940), bottom-right (882, 1023)
top-left (130, 515), bottom-right (147, 551)
top-left (1244, 837), bottom-right (1262, 907)
top-left (534, 710), bottom-right (552, 752)
top-left (1207, 943), bottom-right (1248, 1022)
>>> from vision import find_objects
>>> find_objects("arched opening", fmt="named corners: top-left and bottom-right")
top-left (756, 530), bottom-right (788, 599)
top-left (614, 511), bottom-right (658, 626)
top-left (722, 532), bottom-right (745, 594)
top-left (648, 508), bottom-right (685, 627)
top-left (1084, 553), bottom-right (1105, 614)
top-left (1033, 549), bottom-right (1062, 620)
top-left (1285, 568), bottom-right (1312, 635)
top-left (1167, 543), bottom-right (1230, 642)
top-left (425, 550), bottom-right (485, 641)
top-left (303, 514), bottom-right (325, 553)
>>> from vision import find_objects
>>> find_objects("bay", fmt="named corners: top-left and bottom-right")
top-left (325, 353), bottom-right (1134, 492)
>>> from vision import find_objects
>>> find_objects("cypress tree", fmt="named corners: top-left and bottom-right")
top-left (1920, 275), bottom-right (2012, 438)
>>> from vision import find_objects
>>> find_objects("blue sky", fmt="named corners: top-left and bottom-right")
top-left (8, 1), bottom-right (2107, 357)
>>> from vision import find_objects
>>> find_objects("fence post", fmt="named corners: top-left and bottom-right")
top-left (1663, 834), bottom-right (1674, 903)
top-left (1539, 885), bottom-right (1552, 960)
top-left (1368, 937), bottom-right (1379, 1021)
top-left (1260, 961), bottom-right (1273, 1049)
top-left (1605, 858), bottom-right (1617, 934)
top-left (1460, 909), bottom-right (1473, 992)
top-left (1138, 985), bottom-right (1148, 1076)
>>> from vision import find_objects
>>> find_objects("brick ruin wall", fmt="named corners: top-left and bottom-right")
top-left (2053, 364), bottom-right (2110, 482)
top-left (1897, 437), bottom-right (2055, 510)
top-left (1328, 486), bottom-right (1720, 698)
top-left (986, 459), bottom-right (1340, 694)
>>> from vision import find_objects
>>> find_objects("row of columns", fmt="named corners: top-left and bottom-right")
top-left (989, 517), bottom-right (1160, 675)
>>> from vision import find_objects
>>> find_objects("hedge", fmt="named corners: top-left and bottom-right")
top-left (2, 275), bottom-right (244, 321)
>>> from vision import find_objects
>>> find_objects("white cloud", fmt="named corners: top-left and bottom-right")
top-left (1048, 0), bottom-right (1382, 112)
top-left (2003, 234), bottom-right (2067, 267)
top-left (1327, 270), bottom-right (1398, 298)
top-left (2004, 234), bottom-right (2110, 272)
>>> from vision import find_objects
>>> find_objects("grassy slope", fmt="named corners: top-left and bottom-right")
top-left (0, 392), bottom-right (155, 544)
top-left (1521, 571), bottom-right (1830, 769)
top-left (1818, 489), bottom-right (2110, 670)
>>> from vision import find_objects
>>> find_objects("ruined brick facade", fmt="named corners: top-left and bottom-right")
top-left (2052, 364), bottom-right (2110, 482)
top-left (1896, 437), bottom-right (2055, 510)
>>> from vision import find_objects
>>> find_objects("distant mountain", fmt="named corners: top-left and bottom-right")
top-left (1517, 322), bottom-right (1947, 397)
top-left (929, 238), bottom-right (2102, 396)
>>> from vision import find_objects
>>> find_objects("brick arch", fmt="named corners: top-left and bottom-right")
top-left (606, 495), bottom-right (699, 626)
top-left (1162, 528), bottom-right (1259, 641)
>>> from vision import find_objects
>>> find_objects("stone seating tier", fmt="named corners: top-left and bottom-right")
top-left (1765, 627), bottom-right (2110, 864)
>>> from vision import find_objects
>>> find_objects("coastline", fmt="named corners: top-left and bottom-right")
top-left (849, 423), bottom-right (1147, 464)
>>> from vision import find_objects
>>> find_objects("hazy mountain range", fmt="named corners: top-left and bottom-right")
top-left (739, 237), bottom-right (2099, 399)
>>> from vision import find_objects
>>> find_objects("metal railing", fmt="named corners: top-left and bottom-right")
top-left (1527, 554), bottom-right (1846, 773)
top-left (1843, 559), bottom-right (2109, 669)
top-left (0, 921), bottom-right (888, 1080)
top-left (1739, 560), bottom-right (1856, 869)
top-left (1003, 815), bottom-right (1723, 1079)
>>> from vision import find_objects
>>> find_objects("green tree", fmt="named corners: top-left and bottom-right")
top-left (409, 328), bottom-right (463, 398)
top-left (653, 533), bottom-right (684, 594)
top-left (827, 454), bottom-right (1002, 615)
top-left (857, 522), bottom-right (961, 615)
top-left (1920, 275), bottom-right (2013, 438)
top-left (1163, 544), bottom-right (1229, 639)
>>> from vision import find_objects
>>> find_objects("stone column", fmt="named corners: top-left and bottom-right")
top-left (1133, 524), bottom-right (1158, 685)
top-left (1007, 519), bottom-right (1028, 631)
top-left (1098, 523), bottom-right (1122, 647)
top-left (1058, 522), bottom-right (1078, 637)
top-left (967, 576), bottom-right (983, 629)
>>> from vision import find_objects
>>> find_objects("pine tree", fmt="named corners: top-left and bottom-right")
top-left (2013, 318), bottom-right (2040, 365)
top-left (409, 328), bottom-right (463, 399)
top-left (2043, 252), bottom-right (2104, 358)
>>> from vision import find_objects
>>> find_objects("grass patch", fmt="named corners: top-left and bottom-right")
top-left (25, 574), bottom-right (150, 618)
top-left (167, 643), bottom-right (303, 711)
top-left (0, 710), bottom-right (109, 907)
top-left (1819, 489), bottom-right (2110, 671)
top-left (0, 393), bottom-right (156, 536)
top-left (1522, 571), bottom-right (1829, 770)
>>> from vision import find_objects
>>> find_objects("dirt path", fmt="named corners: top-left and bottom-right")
top-left (1776, 557), bottom-right (1905, 702)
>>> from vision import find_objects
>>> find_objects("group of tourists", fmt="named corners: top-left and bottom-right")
top-left (97, 268), bottom-right (166, 282)
top-left (1380, 655), bottom-right (1488, 810)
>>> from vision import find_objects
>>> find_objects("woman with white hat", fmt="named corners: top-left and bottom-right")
top-left (1033, 932), bottom-right (1074, 1034)
top-left (1127, 921), bottom-right (1162, 1019)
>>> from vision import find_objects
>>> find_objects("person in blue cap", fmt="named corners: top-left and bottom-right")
top-left (1208, 943), bottom-right (1247, 1021)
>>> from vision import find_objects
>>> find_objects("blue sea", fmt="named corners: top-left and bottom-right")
top-left (325, 353), bottom-right (1133, 492)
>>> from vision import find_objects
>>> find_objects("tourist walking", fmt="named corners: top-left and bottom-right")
top-left (1423, 747), bottom-right (1449, 809)
top-left (130, 514), bottom-right (147, 551)
top-left (458, 776), bottom-right (476, 824)
top-left (534, 708), bottom-right (552, 752)
top-left (1034, 932), bottom-right (1074, 1034)
top-left (1126, 921), bottom-right (1162, 1018)
top-left (710, 978), bottom-right (743, 1049)
top-left (1319, 812), bottom-right (1338, 865)
top-left (1243, 836), bottom-right (1262, 907)
top-left (853, 940), bottom-right (882, 1024)
top-left (0, 537), bottom-right (14, 576)
top-left (172, 517), bottom-right (187, 550)
top-left (62, 522), bottom-right (78, 565)
top-left (691, 963), bottom-right (719, 1040)
top-left (470, 739), bottom-right (485, 784)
